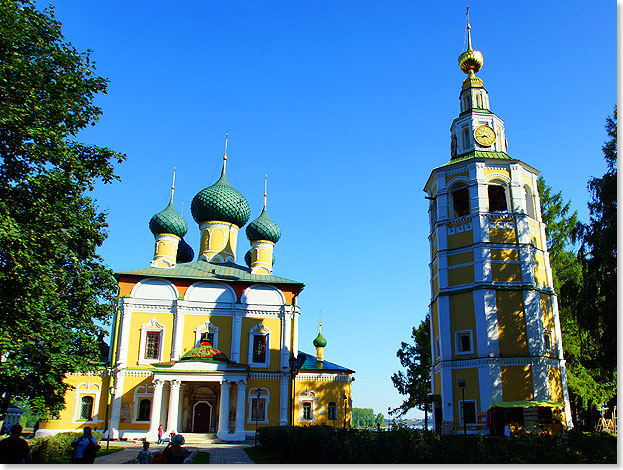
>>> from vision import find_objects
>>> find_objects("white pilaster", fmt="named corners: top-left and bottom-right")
top-left (147, 379), bottom-right (164, 441)
top-left (490, 362), bottom-right (503, 402)
top-left (231, 314), bottom-right (242, 362)
top-left (109, 370), bottom-right (125, 439)
top-left (523, 290), bottom-right (542, 357)
top-left (483, 289), bottom-right (499, 357)
top-left (171, 302), bottom-right (185, 361)
top-left (279, 373), bottom-right (289, 425)
top-left (472, 290), bottom-right (488, 357)
top-left (166, 379), bottom-right (181, 434)
top-left (116, 302), bottom-right (132, 367)
top-left (520, 247), bottom-right (535, 285)
top-left (515, 214), bottom-right (531, 244)
top-left (233, 381), bottom-right (247, 440)
top-left (281, 311), bottom-right (292, 369)
top-left (437, 252), bottom-right (448, 290)
top-left (477, 365), bottom-right (493, 413)
top-left (440, 367), bottom-right (454, 432)
top-left (293, 310), bottom-right (299, 356)
top-left (437, 295), bottom-right (451, 361)
top-left (509, 164), bottom-right (524, 213)
top-left (532, 364), bottom-right (550, 401)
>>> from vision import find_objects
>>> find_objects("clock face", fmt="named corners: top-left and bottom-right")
top-left (474, 125), bottom-right (496, 147)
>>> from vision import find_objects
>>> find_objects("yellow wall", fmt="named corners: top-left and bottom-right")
top-left (484, 168), bottom-right (510, 179)
top-left (446, 171), bottom-right (469, 184)
top-left (449, 292), bottom-right (476, 358)
top-left (547, 367), bottom-right (563, 403)
top-left (452, 368), bottom-right (481, 424)
top-left (447, 230), bottom-right (473, 250)
top-left (434, 372), bottom-right (441, 396)
top-left (245, 380), bottom-right (283, 430)
top-left (240, 317), bottom-right (282, 369)
top-left (128, 312), bottom-right (175, 366)
top-left (489, 228), bottom-right (517, 244)
top-left (448, 251), bottom-right (474, 266)
top-left (294, 378), bottom-right (352, 427)
top-left (501, 366), bottom-right (533, 401)
top-left (491, 249), bottom-right (519, 261)
top-left (448, 265), bottom-right (475, 286)
top-left (496, 290), bottom-right (528, 356)
top-left (540, 293), bottom-right (554, 332)
top-left (491, 263), bottom-right (522, 282)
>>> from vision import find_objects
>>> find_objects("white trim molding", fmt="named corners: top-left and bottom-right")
top-left (297, 390), bottom-right (317, 423)
top-left (132, 384), bottom-right (154, 423)
top-left (194, 320), bottom-right (219, 348)
top-left (248, 323), bottom-right (271, 368)
top-left (138, 317), bottom-right (166, 365)
top-left (72, 382), bottom-right (101, 424)
top-left (247, 388), bottom-right (270, 425)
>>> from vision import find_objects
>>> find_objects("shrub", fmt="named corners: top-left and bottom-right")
top-left (29, 430), bottom-right (103, 464)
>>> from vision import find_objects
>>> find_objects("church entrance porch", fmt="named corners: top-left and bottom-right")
top-left (192, 402), bottom-right (212, 432)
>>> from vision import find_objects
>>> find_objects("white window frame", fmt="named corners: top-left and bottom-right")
top-left (298, 390), bottom-right (317, 423)
top-left (327, 402), bottom-right (338, 420)
top-left (455, 330), bottom-right (474, 355)
top-left (72, 382), bottom-right (101, 423)
top-left (138, 318), bottom-right (165, 365)
top-left (132, 385), bottom-right (154, 423)
top-left (248, 323), bottom-right (271, 368)
top-left (459, 400), bottom-right (478, 426)
top-left (246, 388), bottom-right (270, 425)
top-left (487, 180), bottom-right (511, 214)
top-left (543, 329), bottom-right (555, 354)
top-left (450, 181), bottom-right (470, 218)
top-left (194, 320), bottom-right (219, 348)
top-left (435, 336), bottom-right (441, 360)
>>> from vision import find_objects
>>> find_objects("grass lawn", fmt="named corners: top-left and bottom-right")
top-left (190, 451), bottom-right (210, 464)
top-left (244, 446), bottom-right (288, 464)
top-left (46, 446), bottom-right (124, 464)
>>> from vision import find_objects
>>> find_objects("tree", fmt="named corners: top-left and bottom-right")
top-left (375, 412), bottom-right (385, 428)
top-left (0, 0), bottom-right (125, 418)
top-left (391, 315), bottom-right (431, 416)
top-left (570, 106), bottom-right (617, 404)
top-left (352, 408), bottom-right (375, 428)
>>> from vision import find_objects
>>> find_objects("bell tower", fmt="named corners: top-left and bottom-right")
top-left (424, 13), bottom-right (572, 434)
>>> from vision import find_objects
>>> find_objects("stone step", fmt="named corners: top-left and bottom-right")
top-left (181, 432), bottom-right (218, 444)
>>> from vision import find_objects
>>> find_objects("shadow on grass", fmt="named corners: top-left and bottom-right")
top-left (190, 452), bottom-right (211, 464)
top-left (47, 446), bottom-right (124, 464)
top-left (244, 446), bottom-right (288, 464)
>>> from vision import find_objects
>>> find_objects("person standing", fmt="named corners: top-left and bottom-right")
top-left (70, 427), bottom-right (99, 464)
top-left (0, 424), bottom-right (32, 464)
top-left (137, 441), bottom-right (153, 464)
top-left (157, 424), bottom-right (163, 445)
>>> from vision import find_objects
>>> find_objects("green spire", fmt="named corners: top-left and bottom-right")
top-left (313, 322), bottom-right (327, 348)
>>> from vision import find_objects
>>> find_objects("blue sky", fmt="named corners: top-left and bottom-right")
top-left (41, 1), bottom-right (615, 419)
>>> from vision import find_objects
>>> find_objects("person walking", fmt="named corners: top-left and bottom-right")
top-left (157, 424), bottom-right (163, 445)
top-left (0, 424), bottom-right (32, 464)
top-left (70, 427), bottom-right (99, 464)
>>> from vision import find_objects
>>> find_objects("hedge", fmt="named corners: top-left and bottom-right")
top-left (256, 425), bottom-right (617, 464)
top-left (27, 430), bottom-right (102, 464)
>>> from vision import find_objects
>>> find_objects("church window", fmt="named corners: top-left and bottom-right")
top-left (302, 402), bottom-right (312, 420)
top-left (459, 400), bottom-right (477, 425)
top-left (476, 94), bottom-right (482, 108)
top-left (195, 320), bottom-right (219, 348)
top-left (137, 399), bottom-right (151, 421)
top-left (145, 331), bottom-right (161, 360)
top-left (328, 402), bottom-right (338, 420)
top-left (450, 183), bottom-right (470, 218)
top-left (251, 397), bottom-right (266, 421)
top-left (488, 184), bottom-right (508, 213)
top-left (462, 128), bottom-right (470, 149)
top-left (544, 330), bottom-right (554, 353)
top-left (456, 330), bottom-right (473, 355)
top-left (252, 335), bottom-right (267, 363)
top-left (434, 337), bottom-right (441, 359)
top-left (79, 396), bottom-right (94, 421)
top-left (524, 184), bottom-right (536, 219)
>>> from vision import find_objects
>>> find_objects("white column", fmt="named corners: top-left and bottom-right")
top-left (440, 367), bottom-right (454, 433)
top-left (437, 296), bottom-right (451, 361)
top-left (279, 372), bottom-right (289, 425)
top-left (166, 380), bottom-right (181, 434)
top-left (109, 371), bottom-right (125, 439)
top-left (281, 310), bottom-right (292, 369)
top-left (231, 314), bottom-right (242, 362)
top-left (523, 290), bottom-right (542, 357)
top-left (293, 310), bottom-right (299, 356)
top-left (171, 302), bottom-right (185, 361)
top-left (217, 380), bottom-right (230, 439)
top-left (147, 379), bottom-right (164, 441)
top-left (233, 380), bottom-right (247, 440)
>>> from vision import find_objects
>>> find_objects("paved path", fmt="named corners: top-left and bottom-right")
top-left (94, 441), bottom-right (255, 465)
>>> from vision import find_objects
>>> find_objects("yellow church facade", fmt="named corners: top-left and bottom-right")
top-left (38, 147), bottom-right (354, 441)
top-left (424, 21), bottom-right (572, 434)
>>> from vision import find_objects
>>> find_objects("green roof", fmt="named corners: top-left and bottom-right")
top-left (190, 170), bottom-right (251, 227)
top-left (297, 351), bottom-right (354, 373)
top-left (439, 150), bottom-right (514, 168)
top-left (180, 339), bottom-right (229, 362)
top-left (246, 207), bottom-right (281, 243)
top-left (116, 260), bottom-right (303, 286)
top-left (149, 200), bottom-right (188, 238)
top-left (488, 400), bottom-right (564, 409)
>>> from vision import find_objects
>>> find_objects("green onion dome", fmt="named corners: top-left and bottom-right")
top-left (149, 200), bottom-right (188, 238)
top-left (246, 208), bottom-right (281, 243)
top-left (190, 171), bottom-right (250, 227)
top-left (313, 331), bottom-right (327, 348)
top-left (176, 237), bottom-right (194, 263)
top-left (180, 338), bottom-right (229, 362)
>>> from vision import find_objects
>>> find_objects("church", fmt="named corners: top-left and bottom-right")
top-left (37, 144), bottom-right (354, 441)
top-left (425, 19), bottom-right (572, 434)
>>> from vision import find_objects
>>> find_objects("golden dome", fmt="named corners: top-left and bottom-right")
top-left (458, 24), bottom-right (483, 75)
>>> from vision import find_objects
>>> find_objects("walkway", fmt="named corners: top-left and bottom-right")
top-left (93, 440), bottom-right (255, 464)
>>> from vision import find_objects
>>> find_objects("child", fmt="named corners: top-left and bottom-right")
top-left (157, 424), bottom-right (163, 445)
top-left (137, 441), bottom-right (153, 464)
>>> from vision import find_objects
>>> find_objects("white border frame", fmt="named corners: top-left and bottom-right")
top-left (132, 385), bottom-right (154, 423)
top-left (194, 320), bottom-right (219, 348)
top-left (298, 390), bottom-right (317, 423)
top-left (247, 388), bottom-right (270, 425)
top-left (455, 330), bottom-right (474, 355)
top-left (138, 318), bottom-right (166, 365)
top-left (72, 382), bottom-right (101, 424)
top-left (248, 323), bottom-right (271, 368)
top-left (191, 401), bottom-right (213, 432)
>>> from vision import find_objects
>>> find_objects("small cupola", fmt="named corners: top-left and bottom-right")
top-left (245, 175), bottom-right (280, 274)
top-left (313, 321), bottom-right (327, 367)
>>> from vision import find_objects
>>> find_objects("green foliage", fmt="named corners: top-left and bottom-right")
top-left (375, 412), bottom-right (385, 427)
top-left (255, 426), bottom-right (616, 464)
top-left (572, 106), bottom-right (617, 384)
top-left (391, 315), bottom-right (431, 415)
top-left (352, 408), bottom-right (375, 428)
top-left (0, 0), bottom-right (125, 417)
top-left (27, 430), bottom-right (101, 464)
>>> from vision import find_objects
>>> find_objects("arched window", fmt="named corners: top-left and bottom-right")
top-left (488, 183), bottom-right (508, 213)
top-left (462, 128), bottom-right (470, 150)
top-left (79, 396), bottom-right (94, 421)
top-left (328, 402), bottom-right (338, 420)
top-left (476, 94), bottom-right (482, 108)
top-left (524, 184), bottom-right (536, 219)
top-left (137, 399), bottom-right (151, 421)
top-left (450, 183), bottom-right (470, 217)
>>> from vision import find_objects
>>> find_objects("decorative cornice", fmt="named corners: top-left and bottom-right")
top-left (249, 373), bottom-right (282, 381)
top-left (432, 356), bottom-right (563, 373)
top-left (296, 374), bottom-right (351, 382)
